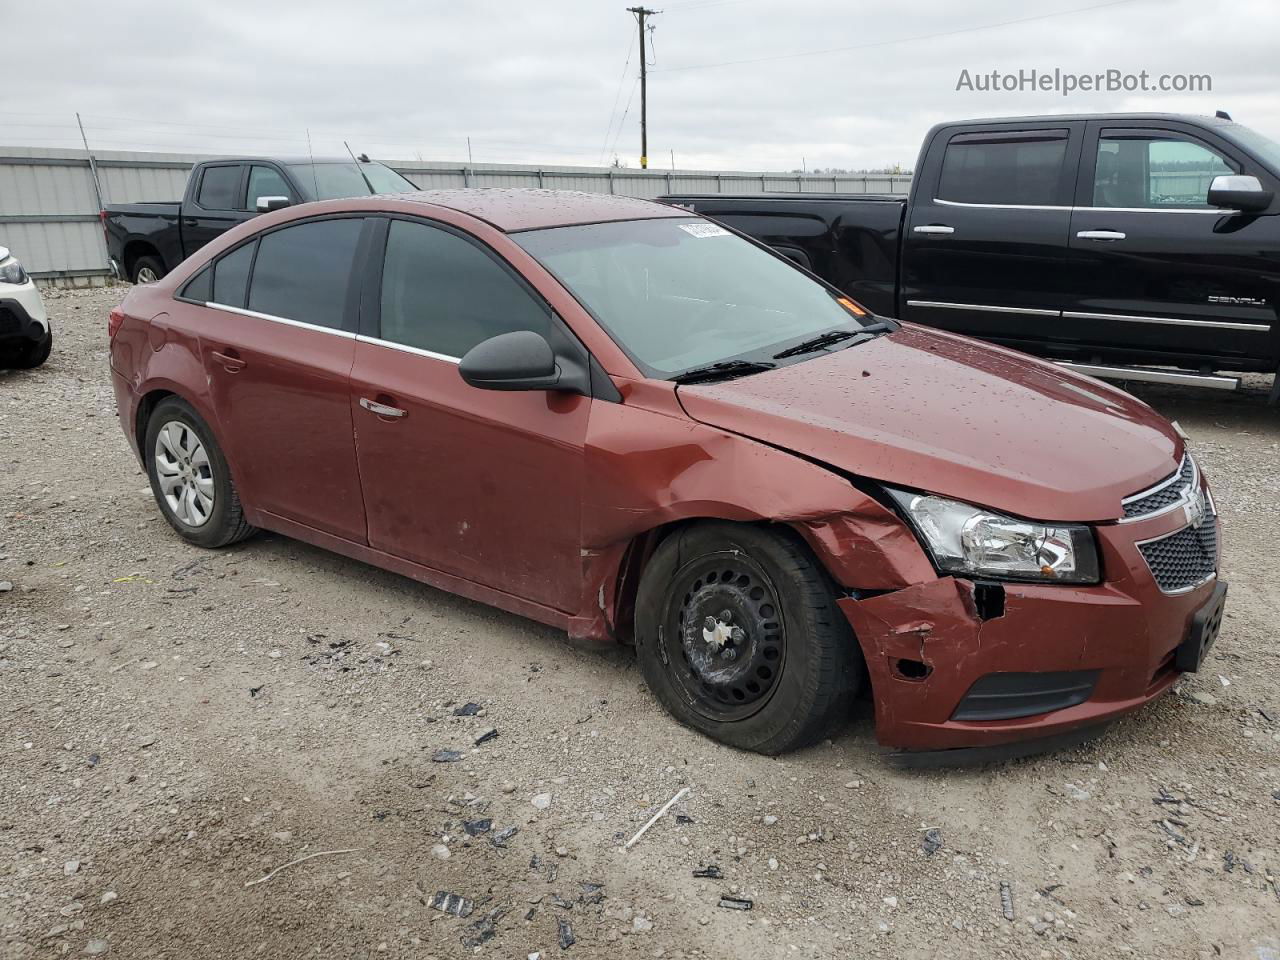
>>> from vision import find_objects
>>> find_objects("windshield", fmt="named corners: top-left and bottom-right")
top-left (514, 218), bottom-right (873, 377)
top-left (1219, 122), bottom-right (1280, 174)
top-left (287, 161), bottom-right (418, 200)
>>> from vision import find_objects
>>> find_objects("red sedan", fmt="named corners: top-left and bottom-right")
top-left (108, 189), bottom-right (1225, 760)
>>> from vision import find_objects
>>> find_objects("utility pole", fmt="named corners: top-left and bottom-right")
top-left (627, 6), bottom-right (658, 169)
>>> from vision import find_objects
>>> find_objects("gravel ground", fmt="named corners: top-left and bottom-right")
top-left (2, 286), bottom-right (1278, 960)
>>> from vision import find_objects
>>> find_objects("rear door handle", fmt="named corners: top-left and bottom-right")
top-left (182, 218), bottom-right (199, 227)
top-left (1077, 230), bottom-right (1126, 241)
top-left (210, 349), bottom-right (246, 372)
top-left (359, 397), bottom-right (407, 419)
top-left (913, 224), bottom-right (955, 235)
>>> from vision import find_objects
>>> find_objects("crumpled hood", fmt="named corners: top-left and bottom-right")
top-left (676, 325), bottom-right (1182, 522)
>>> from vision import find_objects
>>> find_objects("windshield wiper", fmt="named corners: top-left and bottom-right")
top-left (772, 322), bottom-right (894, 360)
top-left (671, 359), bottom-right (776, 385)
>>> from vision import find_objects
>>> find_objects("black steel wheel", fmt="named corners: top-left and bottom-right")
top-left (665, 551), bottom-right (787, 722)
top-left (635, 522), bottom-right (861, 755)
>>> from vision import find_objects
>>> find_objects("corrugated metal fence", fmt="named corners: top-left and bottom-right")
top-left (0, 146), bottom-right (911, 281)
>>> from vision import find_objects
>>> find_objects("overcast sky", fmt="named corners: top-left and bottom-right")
top-left (5, 0), bottom-right (1278, 172)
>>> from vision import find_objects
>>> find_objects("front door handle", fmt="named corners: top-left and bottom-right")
top-left (1077, 230), bottom-right (1126, 241)
top-left (913, 224), bottom-right (955, 235)
top-left (210, 349), bottom-right (246, 373)
top-left (359, 397), bottom-right (407, 419)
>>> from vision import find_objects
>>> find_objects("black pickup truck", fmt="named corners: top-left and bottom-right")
top-left (666, 112), bottom-right (1280, 401)
top-left (104, 155), bottom-right (417, 283)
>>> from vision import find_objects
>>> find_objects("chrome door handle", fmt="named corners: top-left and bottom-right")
top-left (913, 225), bottom-right (955, 235)
top-left (210, 350), bottom-right (246, 372)
top-left (1077, 230), bottom-right (1126, 241)
top-left (359, 397), bottom-right (407, 418)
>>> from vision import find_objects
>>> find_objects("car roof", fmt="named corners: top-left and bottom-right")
top-left (939, 112), bottom-right (1232, 127)
top-left (392, 188), bottom-right (690, 232)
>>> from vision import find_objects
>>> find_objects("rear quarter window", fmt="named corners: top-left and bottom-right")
top-left (197, 165), bottom-right (242, 210)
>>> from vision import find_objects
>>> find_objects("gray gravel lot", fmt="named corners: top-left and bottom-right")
top-left (2, 286), bottom-right (1278, 960)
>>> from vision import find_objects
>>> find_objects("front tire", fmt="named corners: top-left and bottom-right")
top-left (7, 328), bottom-right (52, 369)
top-left (144, 397), bottom-right (256, 548)
top-left (634, 522), bottom-right (860, 754)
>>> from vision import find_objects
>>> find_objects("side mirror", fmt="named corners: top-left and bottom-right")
top-left (459, 330), bottom-right (562, 392)
top-left (256, 195), bottom-right (292, 213)
top-left (1207, 175), bottom-right (1272, 212)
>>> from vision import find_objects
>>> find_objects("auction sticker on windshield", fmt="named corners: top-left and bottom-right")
top-left (678, 222), bottom-right (730, 238)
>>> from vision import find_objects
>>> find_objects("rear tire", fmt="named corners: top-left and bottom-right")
top-left (131, 255), bottom-right (165, 284)
top-left (634, 522), bottom-right (860, 755)
top-left (7, 328), bottom-right (51, 369)
top-left (144, 397), bottom-right (256, 548)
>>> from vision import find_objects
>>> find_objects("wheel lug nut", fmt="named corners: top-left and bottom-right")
top-left (723, 647), bottom-right (737, 660)
top-left (730, 626), bottom-right (745, 643)
top-left (703, 615), bottom-right (717, 631)
top-left (718, 609), bottom-right (732, 623)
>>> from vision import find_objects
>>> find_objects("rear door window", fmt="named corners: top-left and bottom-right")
top-left (196, 165), bottom-right (242, 210)
top-left (938, 132), bottom-right (1068, 206)
top-left (246, 218), bottom-right (365, 330)
top-left (377, 219), bottom-right (551, 358)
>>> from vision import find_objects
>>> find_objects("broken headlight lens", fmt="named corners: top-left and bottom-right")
top-left (887, 489), bottom-right (1100, 584)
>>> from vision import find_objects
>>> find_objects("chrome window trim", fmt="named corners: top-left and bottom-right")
top-left (1072, 205), bottom-right (1225, 215)
top-left (1063, 310), bottom-right (1270, 332)
top-left (906, 300), bottom-right (1060, 317)
top-left (354, 334), bottom-right (461, 365)
top-left (1118, 454), bottom-right (1198, 524)
top-left (933, 198), bottom-right (1072, 211)
top-left (932, 199), bottom-right (1227, 214)
top-left (204, 302), bottom-right (356, 339)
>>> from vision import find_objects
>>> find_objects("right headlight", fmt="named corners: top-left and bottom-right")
top-left (0, 255), bottom-right (27, 285)
top-left (887, 488), bottom-right (1100, 584)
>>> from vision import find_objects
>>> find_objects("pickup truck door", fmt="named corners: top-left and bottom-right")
top-left (1064, 121), bottom-right (1280, 367)
top-left (901, 123), bottom-right (1082, 349)
top-left (182, 163), bottom-right (253, 257)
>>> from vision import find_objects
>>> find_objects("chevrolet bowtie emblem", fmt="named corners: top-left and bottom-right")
top-left (1184, 489), bottom-right (1206, 529)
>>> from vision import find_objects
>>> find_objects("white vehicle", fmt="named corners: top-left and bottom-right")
top-left (0, 245), bottom-right (51, 369)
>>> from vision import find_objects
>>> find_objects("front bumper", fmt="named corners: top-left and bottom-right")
top-left (839, 504), bottom-right (1221, 754)
top-left (0, 287), bottom-right (50, 344)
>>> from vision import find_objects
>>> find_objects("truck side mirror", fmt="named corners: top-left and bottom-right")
top-left (255, 195), bottom-right (292, 213)
top-left (1207, 175), bottom-right (1272, 212)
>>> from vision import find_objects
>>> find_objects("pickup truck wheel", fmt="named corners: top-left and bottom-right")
top-left (634, 522), bottom-right (860, 755)
top-left (9, 328), bottom-right (52, 369)
top-left (131, 256), bottom-right (164, 284)
top-left (144, 398), bottom-right (256, 549)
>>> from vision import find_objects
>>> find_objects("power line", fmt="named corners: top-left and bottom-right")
top-left (657, 0), bottom-right (1147, 73)
top-left (598, 31), bottom-right (637, 165)
top-left (605, 77), bottom-right (641, 164)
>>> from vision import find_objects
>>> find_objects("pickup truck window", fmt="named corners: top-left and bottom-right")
top-left (247, 165), bottom-right (291, 207)
top-left (247, 218), bottom-right (365, 330)
top-left (197, 165), bottom-right (242, 210)
top-left (515, 217), bottom-right (871, 378)
top-left (1093, 135), bottom-right (1235, 208)
top-left (938, 132), bottom-right (1067, 206)
top-left (379, 219), bottom-right (551, 359)
top-left (286, 162), bottom-right (417, 201)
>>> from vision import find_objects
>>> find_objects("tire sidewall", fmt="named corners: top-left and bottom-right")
top-left (635, 523), bottom-right (853, 753)
top-left (132, 256), bottom-right (164, 285)
top-left (144, 399), bottom-right (238, 548)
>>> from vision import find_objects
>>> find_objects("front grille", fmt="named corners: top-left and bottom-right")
top-left (1123, 456), bottom-right (1195, 519)
top-left (1138, 516), bottom-right (1218, 593)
